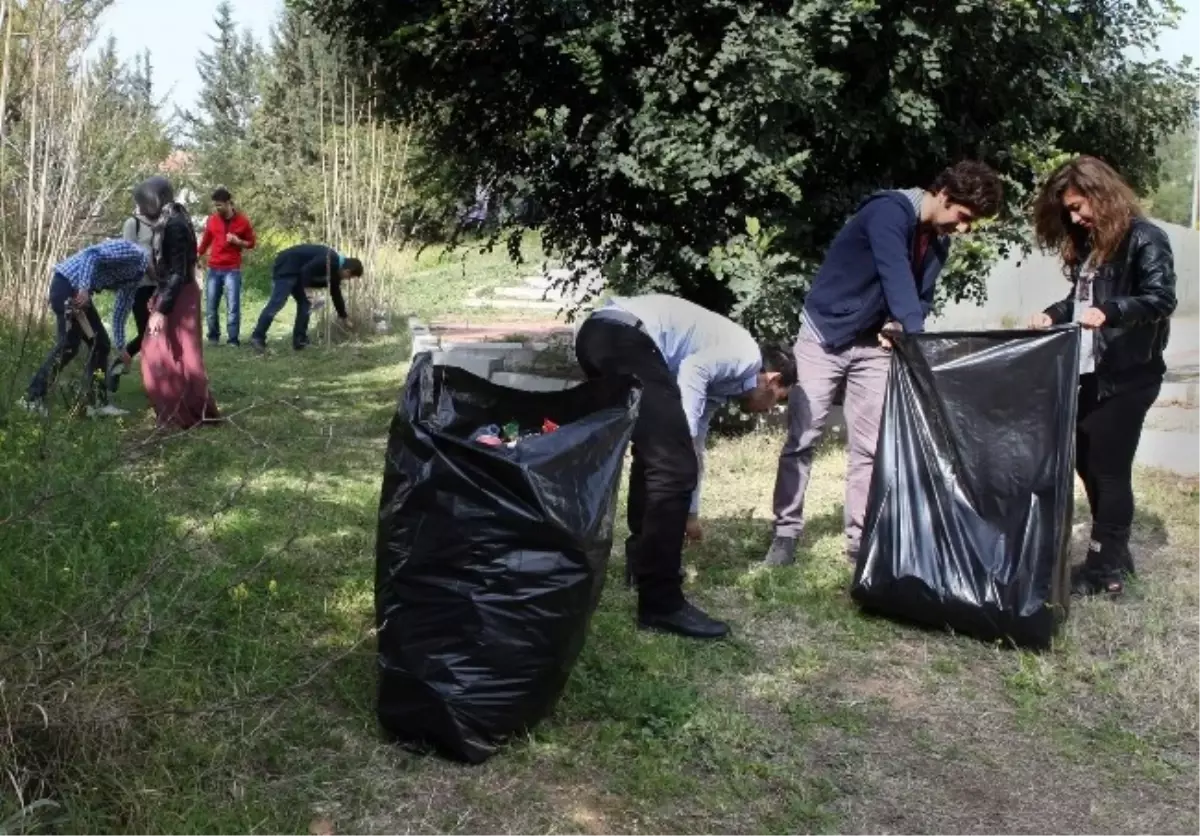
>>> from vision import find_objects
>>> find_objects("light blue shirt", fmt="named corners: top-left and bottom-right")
top-left (596, 294), bottom-right (761, 514)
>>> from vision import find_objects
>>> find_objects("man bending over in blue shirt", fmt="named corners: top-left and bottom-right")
top-left (575, 294), bottom-right (796, 640)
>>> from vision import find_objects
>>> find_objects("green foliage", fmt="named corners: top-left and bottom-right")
top-left (1145, 120), bottom-right (1198, 226)
top-left (179, 1), bottom-right (264, 196)
top-left (83, 38), bottom-right (173, 232)
top-left (303, 0), bottom-right (1198, 338)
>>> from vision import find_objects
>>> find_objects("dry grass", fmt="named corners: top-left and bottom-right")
top-left (2, 330), bottom-right (1196, 834)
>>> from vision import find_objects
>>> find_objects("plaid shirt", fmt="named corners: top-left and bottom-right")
top-left (54, 239), bottom-right (148, 349)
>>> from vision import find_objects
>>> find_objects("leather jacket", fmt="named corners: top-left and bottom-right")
top-left (154, 205), bottom-right (199, 316)
top-left (1044, 217), bottom-right (1176, 399)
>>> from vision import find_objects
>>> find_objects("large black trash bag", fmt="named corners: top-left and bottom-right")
top-left (851, 327), bottom-right (1080, 649)
top-left (375, 353), bottom-right (641, 763)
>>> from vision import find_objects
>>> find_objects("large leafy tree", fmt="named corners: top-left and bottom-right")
top-left (303, 0), bottom-right (1196, 336)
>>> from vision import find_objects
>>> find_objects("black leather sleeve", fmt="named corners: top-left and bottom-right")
top-left (1100, 224), bottom-right (1178, 328)
top-left (155, 218), bottom-right (195, 315)
top-left (1043, 275), bottom-right (1075, 325)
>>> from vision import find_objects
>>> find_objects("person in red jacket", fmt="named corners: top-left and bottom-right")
top-left (197, 187), bottom-right (256, 347)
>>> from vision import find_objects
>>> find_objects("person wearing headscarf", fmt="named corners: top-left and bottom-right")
top-left (135, 176), bottom-right (222, 428)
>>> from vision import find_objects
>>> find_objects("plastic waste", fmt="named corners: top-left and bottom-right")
top-left (850, 327), bottom-right (1080, 649)
top-left (375, 352), bottom-right (641, 762)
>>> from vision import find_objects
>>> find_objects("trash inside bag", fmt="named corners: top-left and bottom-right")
top-left (851, 327), bottom-right (1080, 649)
top-left (375, 353), bottom-right (641, 763)
top-left (470, 417), bottom-right (561, 448)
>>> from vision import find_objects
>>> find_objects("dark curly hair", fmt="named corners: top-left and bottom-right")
top-left (930, 161), bottom-right (1005, 217)
top-left (759, 341), bottom-right (797, 388)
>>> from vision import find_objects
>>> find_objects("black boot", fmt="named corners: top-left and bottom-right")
top-left (1070, 536), bottom-right (1131, 599)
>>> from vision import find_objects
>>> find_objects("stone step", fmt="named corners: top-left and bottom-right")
top-left (490, 372), bottom-right (574, 392)
top-left (1136, 430), bottom-right (1200, 476)
top-left (464, 298), bottom-right (566, 312)
top-left (1156, 381), bottom-right (1198, 407)
top-left (1143, 405), bottom-right (1198, 433)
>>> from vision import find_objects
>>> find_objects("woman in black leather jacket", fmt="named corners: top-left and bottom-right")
top-left (1029, 155), bottom-right (1176, 598)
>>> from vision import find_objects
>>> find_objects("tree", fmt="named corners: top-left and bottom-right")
top-left (245, 4), bottom-right (345, 231)
top-left (180, 0), bottom-right (262, 194)
top-left (1145, 120), bottom-right (1198, 226)
top-left (301, 0), bottom-right (1198, 338)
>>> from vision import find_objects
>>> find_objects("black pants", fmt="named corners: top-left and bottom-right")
top-left (1076, 374), bottom-right (1161, 572)
top-left (575, 317), bottom-right (697, 614)
top-left (27, 273), bottom-right (110, 406)
top-left (124, 284), bottom-right (156, 358)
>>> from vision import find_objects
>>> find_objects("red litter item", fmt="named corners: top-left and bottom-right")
top-left (542, 419), bottom-right (560, 434)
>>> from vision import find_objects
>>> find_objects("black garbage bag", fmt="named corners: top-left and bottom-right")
top-left (375, 353), bottom-right (641, 763)
top-left (851, 327), bottom-right (1080, 649)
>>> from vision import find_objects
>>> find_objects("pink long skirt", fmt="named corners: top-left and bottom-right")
top-left (142, 281), bottom-right (221, 428)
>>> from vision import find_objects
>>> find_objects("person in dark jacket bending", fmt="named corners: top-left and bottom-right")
top-left (249, 244), bottom-right (364, 353)
top-left (1029, 155), bottom-right (1176, 598)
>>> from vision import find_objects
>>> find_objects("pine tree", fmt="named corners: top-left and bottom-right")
top-left (246, 4), bottom-right (343, 232)
top-left (180, 0), bottom-right (262, 194)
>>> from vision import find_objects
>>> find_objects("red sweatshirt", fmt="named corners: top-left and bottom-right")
top-left (198, 211), bottom-right (256, 270)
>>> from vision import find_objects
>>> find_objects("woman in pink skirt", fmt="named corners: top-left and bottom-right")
top-left (134, 176), bottom-right (221, 428)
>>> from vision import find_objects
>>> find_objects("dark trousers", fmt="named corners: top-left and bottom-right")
top-left (251, 277), bottom-right (310, 348)
top-left (575, 318), bottom-right (697, 614)
top-left (1076, 374), bottom-right (1161, 572)
top-left (124, 284), bottom-right (156, 358)
top-left (27, 273), bottom-right (110, 406)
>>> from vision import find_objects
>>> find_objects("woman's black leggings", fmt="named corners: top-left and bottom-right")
top-left (1075, 374), bottom-right (1160, 570)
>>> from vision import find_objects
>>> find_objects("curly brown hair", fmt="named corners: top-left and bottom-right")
top-left (1033, 155), bottom-right (1142, 270)
top-left (929, 161), bottom-right (1005, 217)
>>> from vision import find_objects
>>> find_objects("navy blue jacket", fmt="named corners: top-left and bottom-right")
top-left (803, 191), bottom-right (949, 349)
top-left (272, 244), bottom-right (348, 319)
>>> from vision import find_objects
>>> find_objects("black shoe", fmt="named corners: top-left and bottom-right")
top-left (638, 601), bottom-right (730, 640)
top-left (208, 338), bottom-right (220, 347)
top-left (227, 339), bottom-right (240, 348)
top-left (250, 339), bottom-right (266, 355)
top-left (1069, 562), bottom-right (1126, 599)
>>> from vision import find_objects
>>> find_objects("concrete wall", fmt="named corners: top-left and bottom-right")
top-left (932, 219), bottom-right (1199, 330)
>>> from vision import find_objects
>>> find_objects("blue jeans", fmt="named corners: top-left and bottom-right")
top-left (251, 278), bottom-right (310, 349)
top-left (205, 268), bottom-right (243, 344)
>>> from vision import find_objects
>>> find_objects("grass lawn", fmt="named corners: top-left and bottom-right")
top-left (1, 285), bottom-right (1197, 833)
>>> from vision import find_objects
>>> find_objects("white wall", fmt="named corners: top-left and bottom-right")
top-left (932, 219), bottom-right (1199, 330)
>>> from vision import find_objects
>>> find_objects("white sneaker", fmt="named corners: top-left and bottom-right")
top-left (88, 404), bottom-right (129, 418)
top-left (18, 397), bottom-right (48, 417)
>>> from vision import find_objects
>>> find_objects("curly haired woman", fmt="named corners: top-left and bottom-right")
top-left (1029, 155), bottom-right (1177, 598)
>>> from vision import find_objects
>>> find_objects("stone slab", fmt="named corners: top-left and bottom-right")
top-left (490, 372), bottom-right (573, 392)
top-left (1136, 430), bottom-right (1200, 476)
top-left (431, 351), bottom-right (501, 379)
top-left (409, 334), bottom-right (440, 360)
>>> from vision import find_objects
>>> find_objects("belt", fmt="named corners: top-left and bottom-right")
top-left (588, 306), bottom-right (647, 334)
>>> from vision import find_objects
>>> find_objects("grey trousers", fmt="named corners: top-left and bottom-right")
top-left (771, 325), bottom-right (890, 556)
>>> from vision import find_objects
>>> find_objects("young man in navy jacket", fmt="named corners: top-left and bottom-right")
top-left (764, 161), bottom-right (1004, 567)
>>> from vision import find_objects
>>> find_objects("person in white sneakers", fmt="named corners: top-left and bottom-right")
top-left (22, 238), bottom-right (147, 417)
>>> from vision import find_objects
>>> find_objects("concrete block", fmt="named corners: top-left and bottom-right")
top-left (409, 334), bottom-right (440, 360)
top-left (439, 341), bottom-right (525, 355)
top-left (431, 351), bottom-right (501, 379)
top-left (490, 372), bottom-right (573, 392)
top-left (1156, 381), bottom-right (1198, 407)
top-left (498, 349), bottom-right (539, 371)
top-left (1136, 429), bottom-right (1200, 476)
